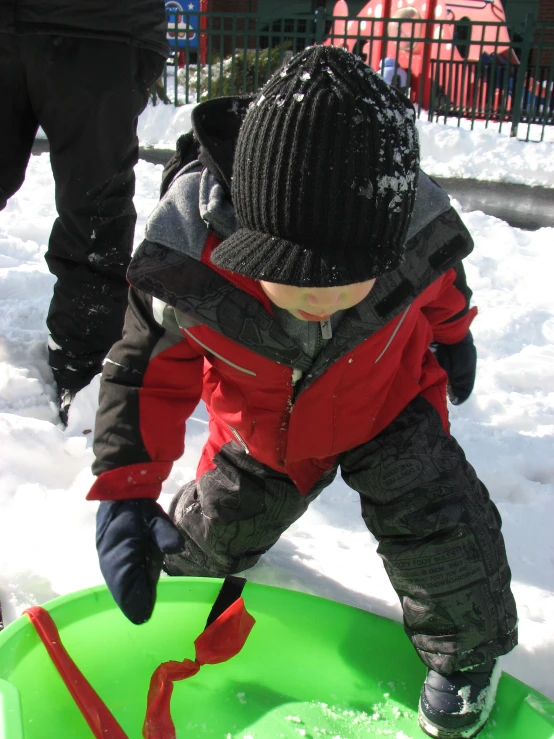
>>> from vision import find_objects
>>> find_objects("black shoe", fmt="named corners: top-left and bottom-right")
top-left (418, 661), bottom-right (500, 738)
top-left (58, 388), bottom-right (77, 426)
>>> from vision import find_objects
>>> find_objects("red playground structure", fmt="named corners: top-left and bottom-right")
top-left (324, 0), bottom-right (521, 114)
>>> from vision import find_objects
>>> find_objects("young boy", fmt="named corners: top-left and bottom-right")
top-left (90, 46), bottom-right (517, 738)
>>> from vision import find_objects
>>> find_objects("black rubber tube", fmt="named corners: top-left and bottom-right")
top-left (31, 139), bottom-right (554, 231)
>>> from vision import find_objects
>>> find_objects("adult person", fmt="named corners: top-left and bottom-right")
top-left (0, 0), bottom-right (169, 422)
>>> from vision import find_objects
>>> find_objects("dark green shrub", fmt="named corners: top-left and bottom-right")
top-left (199, 45), bottom-right (292, 97)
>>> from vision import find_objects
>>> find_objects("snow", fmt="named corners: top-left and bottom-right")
top-left (1, 110), bottom-right (554, 710)
top-left (109, 100), bottom-right (554, 187)
top-left (417, 120), bottom-right (554, 187)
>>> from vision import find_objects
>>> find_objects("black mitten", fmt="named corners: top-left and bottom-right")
top-left (433, 331), bottom-right (477, 405)
top-left (96, 499), bottom-right (186, 624)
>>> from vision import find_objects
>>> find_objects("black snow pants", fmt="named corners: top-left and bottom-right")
top-left (0, 33), bottom-right (164, 390)
top-left (165, 397), bottom-right (518, 675)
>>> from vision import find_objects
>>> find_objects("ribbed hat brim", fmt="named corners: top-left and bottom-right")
top-left (210, 227), bottom-right (405, 287)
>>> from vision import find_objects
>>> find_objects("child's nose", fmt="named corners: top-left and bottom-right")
top-left (306, 293), bottom-right (340, 311)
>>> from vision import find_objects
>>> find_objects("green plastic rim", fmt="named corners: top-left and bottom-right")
top-left (0, 578), bottom-right (552, 738)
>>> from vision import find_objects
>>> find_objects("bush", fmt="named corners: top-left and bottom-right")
top-left (179, 45), bottom-right (291, 99)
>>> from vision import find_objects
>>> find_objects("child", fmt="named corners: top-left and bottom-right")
top-left (379, 55), bottom-right (409, 90)
top-left (380, 7), bottom-right (422, 92)
top-left (90, 46), bottom-right (517, 739)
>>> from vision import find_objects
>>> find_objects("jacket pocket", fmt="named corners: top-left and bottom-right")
top-left (182, 328), bottom-right (257, 376)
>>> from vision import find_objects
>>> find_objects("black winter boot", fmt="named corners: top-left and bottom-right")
top-left (418, 660), bottom-right (501, 738)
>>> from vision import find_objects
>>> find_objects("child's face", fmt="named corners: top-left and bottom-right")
top-left (259, 279), bottom-right (376, 321)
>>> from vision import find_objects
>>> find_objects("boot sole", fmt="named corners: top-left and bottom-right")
top-left (418, 704), bottom-right (490, 739)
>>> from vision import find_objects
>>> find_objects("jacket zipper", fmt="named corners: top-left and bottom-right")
top-left (228, 425), bottom-right (250, 454)
top-left (280, 310), bottom-right (409, 461)
top-left (279, 368), bottom-right (302, 465)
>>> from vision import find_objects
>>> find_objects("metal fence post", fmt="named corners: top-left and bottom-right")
top-left (315, 5), bottom-right (326, 46)
top-left (421, 0), bottom-right (438, 112)
top-left (510, 14), bottom-right (534, 137)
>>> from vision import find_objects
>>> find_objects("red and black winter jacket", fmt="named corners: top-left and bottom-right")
top-left (89, 99), bottom-right (477, 500)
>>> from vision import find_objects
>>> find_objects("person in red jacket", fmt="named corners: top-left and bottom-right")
top-left (90, 46), bottom-right (517, 739)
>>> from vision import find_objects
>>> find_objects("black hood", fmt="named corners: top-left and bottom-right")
top-left (191, 96), bottom-right (254, 197)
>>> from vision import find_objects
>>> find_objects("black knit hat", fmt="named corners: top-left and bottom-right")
top-left (211, 45), bottom-right (420, 287)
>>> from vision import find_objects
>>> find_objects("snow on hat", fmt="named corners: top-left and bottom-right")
top-left (210, 45), bottom-right (420, 287)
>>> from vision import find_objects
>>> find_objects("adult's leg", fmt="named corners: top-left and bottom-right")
top-left (24, 36), bottom-right (164, 390)
top-left (165, 441), bottom-right (337, 577)
top-left (341, 396), bottom-right (517, 675)
top-left (0, 34), bottom-right (38, 210)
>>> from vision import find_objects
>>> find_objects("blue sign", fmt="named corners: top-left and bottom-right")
top-left (166, 1), bottom-right (200, 50)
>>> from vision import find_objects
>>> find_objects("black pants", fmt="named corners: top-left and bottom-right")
top-left (165, 397), bottom-right (518, 674)
top-left (0, 33), bottom-right (164, 389)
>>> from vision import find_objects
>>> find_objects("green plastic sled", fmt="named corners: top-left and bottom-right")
top-left (0, 578), bottom-right (552, 738)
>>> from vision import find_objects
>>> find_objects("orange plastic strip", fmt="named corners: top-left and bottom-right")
top-left (143, 597), bottom-right (255, 739)
top-left (24, 606), bottom-right (129, 739)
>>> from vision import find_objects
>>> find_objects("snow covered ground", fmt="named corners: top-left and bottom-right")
top-left (135, 100), bottom-right (554, 186)
top-left (2, 105), bottom-right (554, 707)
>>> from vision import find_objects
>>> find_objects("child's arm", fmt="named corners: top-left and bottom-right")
top-left (87, 287), bottom-right (205, 623)
top-left (422, 261), bottom-right (477, 344)
top-left (423, 261), bottom-right (478, 404)
top-left (88, 287), bottom-right (204, 502)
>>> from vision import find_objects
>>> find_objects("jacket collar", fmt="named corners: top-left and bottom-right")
top-left (129, 205), bottom-right (473, 384)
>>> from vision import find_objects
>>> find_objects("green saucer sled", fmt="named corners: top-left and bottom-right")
top-left (0, 578), bottom-right (552, 739)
